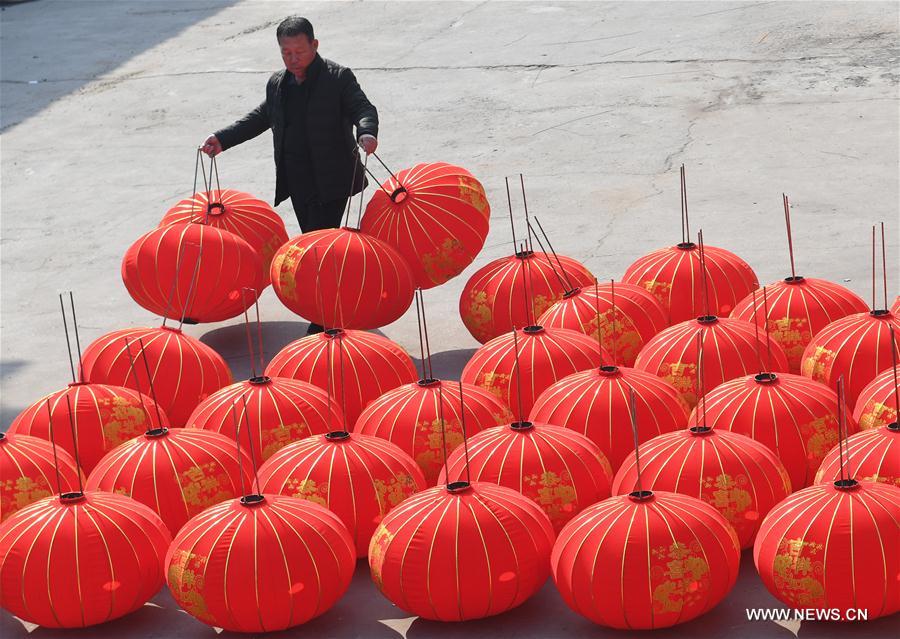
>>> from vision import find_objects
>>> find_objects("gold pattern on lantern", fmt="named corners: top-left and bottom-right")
top-left (476, 372), bottom-right (511, 402)
top-left (590, 309), bottom-right (642, 364)
top-left (415, 417), bottom-right (464, 483)
top-left (98, 396), bottom-right (148, 446)
top-left (800, 346), bottom-right (835, 381)
top-left (464, 290), bottom-right (492, 340)
top-left (168, 549), bottom-right (214, 623)
top-left (273, 245), bottom-right (306, 301)
top-left (650, 541), bottom-right (710, 613)
top-left (523, 470), bottom-right (577, 528)
top-left (772, 538), bottom-right (825, 606)
top-left (457, 176), bottom-right (489, 217)
top-left (1, 477), bottom-right (52, 520)
top-left (859, 402), bottom-right (896, 431)
top-left (532, 293), bottom-right (556, 319)
top-left (768, 317), bottom-right (810, 365)
top-left (799, 415), bottom-right (839, 468)
top-left (285, 477), bottom-right (329, 507)
top-left (261, 422), bottom-right (311, 460)
top-left (368, 524), bottom-right (395, 590)
top-left (422, 238), bottom-right (466, 285)
top-left (702, 474), bottom-right (752, 530)
top-left (639, 280), bottom-right (672, 306)
top-left (179, 463), bottom-right (235, 510)
top-left (259, 235), bottom-right (284, 267)
top-left (373, 475), bottom-right (418, 516)
top-left (660, 362), bottom-right (697, 406)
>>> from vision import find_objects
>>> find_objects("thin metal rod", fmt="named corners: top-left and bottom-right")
top-left (67, 293), bottom-right (84, 383)
top-left (511, 328), bottom-right (526, 422)
top-left (593, 278), bottom-right (604, 368)
top-left (783, 194), bottom-right (796, 279)
top-left (123, 338), bottom-right (152, 424)
top-left (190, 148), bottom-right (202, 222)
top-left (506, 177), bottom-right (518, 253)
top-left (752, 289), bottom-right (764, 375)
top-left (889, 327), bottom-right (899, 420)
top-left (177, 241), bottom-right (203, 329)
top-left (355, 153), bottom-right (370, 229)
top-left (325, 321), bottom-right (334, 432)
top-left (527, 220), bottom-right (568, 290)
top-left (59, 293), bottom-right (77, 384)
top-left (364, 165), bottom-right (392, 196)
top-left (239, 394), bottom-right (262, 494)
top-left (519, 174), bottom-right (533, 253)
top-left (314, 247), bottom-right (329, 332)
top-left (437, 381), bottom-right (451, 486)
top-left (329, 247), bottom-right (345, 329)
top-left (161, 241), bottom-right (188, 328)
top-left (371, 151), bottom-right (402, 185)
top-left (230, 401), bottom-right (248, 497)
top-left (762, 286), bottom-right (773, 371)
top-left (342, 147), bottom-right (362, 228)
top-left (610, 279), bottom-right (619, 365)
top-left (419, 289), bottom-right (435, 380)
top-left (872, 225), bottom-right (876, 311)
top-left (414, 290), bottom-right (428, 380)
top-left (337, 324), bottom-right (348, 430)
top-left (533, 216), bottom-right (574, 290)
top-left (696, 330), bottom-right (709, 425)
top-left (881, 221), bottom-right (888, 311)
top-left (517, 243), bottom-right (533, 327)
top-left (241, 289), bottom-right (258, 379)
top-left (698, 230), bottom-right (711, 318)
top-left (681, 164), bottom-right (691, 244)
top-left (136, 338), bottom-right (165, 427)
top-left (628, 387), bottom-right (643, 494)
top-left (45, 399), bottom-right (64, 495)
top-left (836, 376), bottom-right (846, 483)
top-left (254, 294), bottom-right (265, 375)
top-left (457, 380), bottom-right (472, 485)
top-left (63, 394), bottom-right (85, 492)
top-left (523, 241), bottom-right (538, 326)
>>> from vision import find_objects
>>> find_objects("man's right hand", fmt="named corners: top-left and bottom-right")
top-left (201, 135), bottom-right (222, 157)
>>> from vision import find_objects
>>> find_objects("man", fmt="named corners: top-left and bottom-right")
top-left (201, 16), bottom-right (378, 334)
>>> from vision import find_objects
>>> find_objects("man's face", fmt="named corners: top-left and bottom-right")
top-left (279, 34), bottom-right (318, 76)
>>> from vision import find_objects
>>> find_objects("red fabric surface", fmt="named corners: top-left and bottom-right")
top-left (814, 424), bottom-right (899, 487)
top-left (0, 433), bottom-right (81, 522)
top-left (853, 365), bottom-right (900, 431)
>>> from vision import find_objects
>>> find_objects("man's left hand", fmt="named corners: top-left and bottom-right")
top-left (358, 134), bottom-right (378, 155)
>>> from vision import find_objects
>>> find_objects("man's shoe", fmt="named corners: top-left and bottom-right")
top-left (306, 322), bottom-right (325, 336)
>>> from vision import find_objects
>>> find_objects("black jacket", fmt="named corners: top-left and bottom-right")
top-left (215, 55), bottom-right (378, 205)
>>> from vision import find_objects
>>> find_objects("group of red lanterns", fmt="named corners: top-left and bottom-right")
top-left (2, 164), bottom-right (899, 634)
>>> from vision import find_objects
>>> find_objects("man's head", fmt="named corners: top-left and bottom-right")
top-left (276, 16), bottom-right (318, 77)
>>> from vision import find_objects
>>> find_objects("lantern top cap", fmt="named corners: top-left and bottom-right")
top-left (887, 422), bottom-right (899, 432)
top-left (0, 432), bottom-right (6, 442)
top-left (207, 202), bottom-right (226, 216)
top-left (870, 309), bottom-right (890, 318)
top-left (389, 186), bottom-right (408, 203)
top-left (783, 275), bottom-right (805, 284)
top-left (522, 325), bottom-right (544, 334)
top-left (159, 325), bottom-right (182, 334)
top-left (689, 425), bottom-right (713, 435)
top-left (67, 381), bottom-right (89, 387)
top-left (446, 481), bottom-right (472, 494)
top-left (325, 430), bottom-right (351, 441)
top-left (239, 494), bottom-right (266, 507)
top-left (416, 378), bottom-right (440, 387)
top-left (696, 315), bottom-right (718, 325)
top-left (628, 490), bottom-right (654, 502)
top-left (324, 328), bottom-right (344, 338)
top-left (339, 226), bottom-right (360, 233)
top-left (510, 421), bottom-right (534, 431)
top-left (676, 241), bottom-right (696, 250)
top-left (513, 249), bottom-right (535, 259)
top-left (144, 427), bottom-right (169, 438)
top-left (249, 375), bottom-right (271, 385)
top-left (562, 287), bottom-right (582, 299)
top-left (754, 372), bottom-right (778, 384)
top-left (833, 478), bottom-right (860, 491)
top-left (599, 365), bottom-right (620, 377)
top-left (60, 491), bottom-right (86, 504)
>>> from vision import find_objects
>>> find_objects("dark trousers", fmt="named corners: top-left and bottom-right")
top-left (289, 194), bottom-right (348, 233)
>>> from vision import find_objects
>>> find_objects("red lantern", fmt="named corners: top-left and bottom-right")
top-left (270, 227), bottom-right (414, 329)
top-left (613, 427), bottom-right (791, 548)
top-left (161, 188), bottom-right (289, 286)
top-left (754, 480), bottom-right (900, 620)
top-left (552, 490), bottom-right (740, 629)
top-left (854, 365), bottom-right (899, 430)
top-left (8, 382), bottom-right (168, 474)
top-left (369, 481), bottom-right (554, 621)
top-left (460, 250), bottom-right (595, 344)
top-left (730, 277), bottom-right (868, 373)
top-left (530, 365), bottom-right (689, 470)
top-left (361, 162), bottom-right (490, 288)
top-left (354, 379), bottom-right (513, 484)
top-left (186, 376), bottom-right (342, 462)
top-left (80, 325), bottom-right (233, 426)
top-left (537, 281), bottom-right (667, 367)
top-left (85, 427), bottom-right (253, 534)
top-left (801, 309), bottom-right (900, 407)
top-left (258, 431), bottom-right (426, 557)
top-left (634, 315), bottom-right (789, 408)
top-left (122, 221), bottom-right (263, 323)
top-left (688, 372), bottom-right (856, 490)
top-left (0, 432), bottom-right (81, 522)
top-left (623, 241), bottom-right (758, 325)
top-left (166, 494), bottom-right (355, 633)
top-left (461, 326), bottom-right (606, 416)
top-left (438, 421), bottom-right (613, 532)
top-left (265, 328), bottom-right (417, 426)
top-left (814, 423), bottom-right (899, 486)
top-left (0, 491), bottom-right (172, 628)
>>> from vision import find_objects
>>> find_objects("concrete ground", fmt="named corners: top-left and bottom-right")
top-left (1, 1), bottom-right (898, 638)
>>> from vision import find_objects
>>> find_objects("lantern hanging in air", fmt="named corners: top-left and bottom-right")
top-left (730, 278), bottom-right (868, 373)
top-left (354, 378), bottom-right (512, 484)
top-left (360, 162), bottom-right (490, 289)
top-left (0, 490), bottom-right (172, 628)
top-left (161, 188), bottom-right (289, 286)
top-left (186, 376), bottom-right (341, 462)
top-left (537, 281), bottom-right (668, 367)
top-left (460, 250), bottom-right (595, 344)
top-left (80, 325), bottom-right (233, 426)
top-left (166, 493), bottom-right (355, 633)
top-left (8, 382), bottom-right (168, 474)
top-left (122, 221), bottom-right (263, 323)
top-left (623, 241), bottom-right (758, 325)
top-left (754, 479), bottom-right (900, 620)
top-left (800, 309), bottom-right (900, 406)
top-left (613, 427), bottom-right (791, 548)
top-left (369, 481), bottom-right (555, 621)
top-left (635, 315), bottom-right (789, 408)
top-left (270, 227), bottom-right (414, 329)
top-left (0, 432), bottom-right (81, 522)
top-left (687, 372), bottom-right (855, 490)
top-left (853, 364), bottom-right (899, 431)
top-left (438, 420), bottom-right (613, 532)
top-left (530, 365), bottom-right (689, 470)
top-left (258, 431), bottom-right (426, 557)
top-left (265, 328), bottom-right (418, 426)
top-left (552, 490), bottom-right (741, 629)
top-left (461, 326), bottom-right (606, 416)
top-left (814, 423), bottom-right (899, 487)
top-left (86, 427), bottom-right (253, 534)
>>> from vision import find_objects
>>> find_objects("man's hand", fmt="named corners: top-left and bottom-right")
top-left (358, 134), bottom-right (378, 155)
top-left (201, 135), bottom-right (223, 157)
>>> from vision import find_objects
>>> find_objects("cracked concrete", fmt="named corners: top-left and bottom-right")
top-left (1, 1), bottom-right (899, 637)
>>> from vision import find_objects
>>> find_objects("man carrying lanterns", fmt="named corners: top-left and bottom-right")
top-left (201, 16), bottom-right (379, 334)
